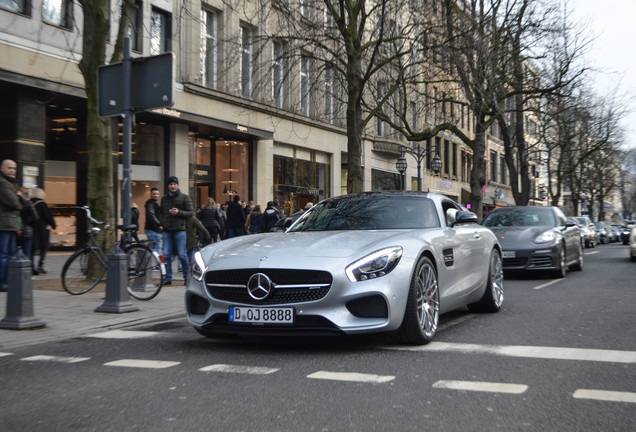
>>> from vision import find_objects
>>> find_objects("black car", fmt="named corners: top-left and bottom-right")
top-left (482, 206), bottom-right (583, 278)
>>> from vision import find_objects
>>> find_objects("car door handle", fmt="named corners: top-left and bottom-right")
top-left (474, 232), bottom-right (481, 239)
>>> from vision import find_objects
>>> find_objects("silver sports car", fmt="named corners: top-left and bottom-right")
top-left (186, 192), bottom-right (504, 344)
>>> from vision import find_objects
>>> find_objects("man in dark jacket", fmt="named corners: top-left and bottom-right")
top-left (263, 201), bottom-right (282, 232)
top-left (159, 176), bottom-right (193, 285)
top-left (144, 187), bottom-right (162, 255)
top-left (225, 195), bottom-right (246, 238)
top-left (0, 159), bottom-right (22, 291)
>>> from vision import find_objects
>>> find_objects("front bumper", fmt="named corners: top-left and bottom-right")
top-left (501, 245), bottom-right (560, 271)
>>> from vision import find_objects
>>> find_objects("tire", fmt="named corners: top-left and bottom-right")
top-left (61, 248), bottom-right (106, 295)
top-left (570, 242), bottom-right (584, 271)
top-left (125, 245), bottom-right (164, 300)
top-left (468, 249), bottom-right (504, 313)
top-left (553, 244), bottom-right (567, 278)
top-left (397, 256), bottom-right (439, 345)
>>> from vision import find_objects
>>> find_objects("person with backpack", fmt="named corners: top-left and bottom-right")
top-left (263, 200), bottom-right (282, 232)
top-left (30, 187), bottom-right (56, 275)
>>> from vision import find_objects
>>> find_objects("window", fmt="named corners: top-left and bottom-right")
top-left (240, 25), bottom-right (253, 99)
top-left (128, 1), bottom-right (143, 52)
top-left (410, 101), bottom-right (417, 130)
top-left (490, 150), bottom-right (497, 182)
top-left (300, 0), bottom-right (312, 19)
top-left (201, 9), bottom-right (218, 89)
top-left (452, 142), bottom-right (457, 177)
top-left (443, 140), bottom-right (449, 175)
top-left (1, 0), bottom-right (28, 14)
top-left (300, 54), bottom-right (311, 116)
top-left (500, 154), bottom-right (506, 184)
top-left (42, 0), bottom-right (71, 29)
top-left (324, 3), bottom-right (334, 29)
top-left (273, 40), bottom-right (286, 108)
top-left (150, 7), bottom-right (171, 55)
top-left (377, 81), bottom-right (386, 136)
top-left (325, 65), bottom-right (334, 123)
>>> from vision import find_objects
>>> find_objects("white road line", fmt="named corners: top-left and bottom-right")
top-left (86, 330), bottom-right (158, 339)
top-left (438, 314), bottom-right (475, 331)
top-left (433, 380), bottom-right (528, 394)
top-left (21, 355), bottom-right (90, 363)
top-left (307, 371), bottom-right (395, 383)
top-left (585, 251), bottom-right (600, 255)
top-left (199, 364), bottom-right (279, 375)
top-left (533, 279), bottom-right (562, 290)
top-left (104, 359), bottom-right (180, 369)
top-left (384, 342), bottom-right (636, 364)
top-left (0, 352), bottom-right (12, 357)
top-left (573, 389), bottom-right (636, 404)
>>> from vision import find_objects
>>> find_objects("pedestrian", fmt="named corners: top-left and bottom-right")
top-left (159, 176), bottom-right (193, 285)
top-left (197, 197), bottom-right (222, 243)
top-left (186, 215), bottom-right (211, 263)
top-left (225, 195), bottom-right (246, 238)
top-left (245, 204), bottom-right (265, 234)
top-left (30, 187), bottom-right (56, 275)
top-left (144, 187), bottom-right (162, 255)
top-left (16, 187), bottom-right (39, 264)
top-left (216, 202), bottom-right (227, 240)
top-left (263, 200), bottom-right (282, 232)
top-left (130, 202), bottom-right (140, 242)
top-left (0, 159), bottom-right (22, 292)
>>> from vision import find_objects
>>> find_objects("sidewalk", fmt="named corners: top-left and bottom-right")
top-left (0, 252), bottom-right (187, 351)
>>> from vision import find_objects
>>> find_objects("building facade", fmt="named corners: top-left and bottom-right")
top-left (1, 0), bottom-right (530, 248)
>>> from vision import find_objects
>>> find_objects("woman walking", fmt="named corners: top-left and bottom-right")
top-left (245, 204), bottom-right (265, 234)
top-left (197, 197), bottom-right (222, 243)
top-left (30, 187), bottom-right (56, 275)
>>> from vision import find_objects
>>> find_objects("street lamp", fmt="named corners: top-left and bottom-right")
top-left (395, 154), bottom-right (407, 190)
top-left (397, 139), bottom-right (442, 191)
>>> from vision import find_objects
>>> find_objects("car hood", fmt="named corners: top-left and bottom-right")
top-left (201, 230), bottom-right (413, 264)
top-left (486, 226), bottom-right (553, 247)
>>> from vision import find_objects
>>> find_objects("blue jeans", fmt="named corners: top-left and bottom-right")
top-left (226, 227), bottom-right (245, 238)
top-left (145, 230), bottom-right (162, 255)
top-left (163, 230), bottom-right (188, 282)
top-left (0, 231), bottom-right (17, 288)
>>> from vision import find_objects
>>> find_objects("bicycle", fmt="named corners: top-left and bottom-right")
top-left (61, 206), bottom-right (166, 300)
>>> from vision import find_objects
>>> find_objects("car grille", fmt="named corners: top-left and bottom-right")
top-left (204, 268), bottom-right (333, 305)
top-left (531, 256), bottom-right (553, 267)
top-left (503, 257), bottom-right (528, 267)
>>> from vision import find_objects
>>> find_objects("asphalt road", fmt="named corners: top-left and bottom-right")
top-left (1, 242), bottom-right (634, 431)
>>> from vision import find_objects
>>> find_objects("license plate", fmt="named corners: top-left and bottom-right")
top-left (502, 250), bottom-right (516, 258)
top-left (229, 306), bottom-right (294, 324)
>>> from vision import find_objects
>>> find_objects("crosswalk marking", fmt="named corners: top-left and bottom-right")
top-left (307, 371), bottom-right (395, 383)
top-left (104, 359), bottom-right (180, 369)
top-left (573, 389), bottom-right (636, 403)
top-left (199, 364), bottom-right (279, 375)
top-left (86, 330), bottom-right (158, 339)
top-left (384, 342), bottom-right (636, 364)
top-left (21, 355), bottom-right (90, 363)
top-left (433, 380), bottom-right (528, 394)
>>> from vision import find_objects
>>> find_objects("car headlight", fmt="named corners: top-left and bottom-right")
top-left (534, 230), bottom-right (556, 244)
top-left (345, 247), bottom-right (403, 282)
top-left (190, 250), bottom-right (207, 281)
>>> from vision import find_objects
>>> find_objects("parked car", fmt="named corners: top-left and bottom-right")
top-left (607, 224), bottom-right (621, 243)
top-left (593, 222), bottom-right (609, 244)
top-left (630, 226), bottom-right (636, 262)
top-left (574, 216), bottom-right (597, 248)
top-left (621, 220), bottom-right (636, 245)
top-left (187, 192), bottom-right (504, 345)
top-left (482, 206), bottom-right (583, 278)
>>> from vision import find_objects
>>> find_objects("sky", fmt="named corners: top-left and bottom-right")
top-left (568, 0), bottom-right (636, 150)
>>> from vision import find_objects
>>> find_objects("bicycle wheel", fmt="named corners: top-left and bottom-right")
top-left (125, 245), bottom-right (164, 300)
top-left (61, 248), bottom-right (106, 295)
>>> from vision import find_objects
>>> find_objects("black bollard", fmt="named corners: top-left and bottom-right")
top-left (0, 247), bottom-right (46, 330)
top-left (95, 245), bottom-right (139, 313)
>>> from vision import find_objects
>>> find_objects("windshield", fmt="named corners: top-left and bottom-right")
top-left (482, 207), bottom-right (556, 228)
top-left (288, 195), bottom-right (439, 232)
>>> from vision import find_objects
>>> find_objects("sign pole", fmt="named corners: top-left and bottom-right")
top-left (122, 37), bottom-right (132, 231)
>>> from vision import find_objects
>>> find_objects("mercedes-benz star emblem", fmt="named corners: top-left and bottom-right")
top-left (247, 273), bottom-right (274, 300)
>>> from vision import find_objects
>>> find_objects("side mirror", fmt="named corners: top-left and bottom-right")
top-left (283, 217), bottom-right (294, 228)
top-left (453, 210), bottom-right (478, 226)
top-left (565, 218), bottom-right (577, 228)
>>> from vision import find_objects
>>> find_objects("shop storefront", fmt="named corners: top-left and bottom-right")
top-left (273, 149), bottom-right (331, 217)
